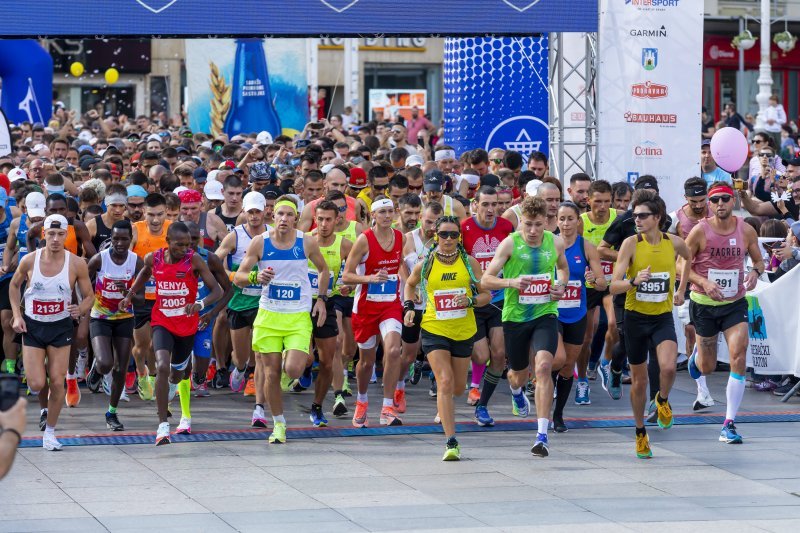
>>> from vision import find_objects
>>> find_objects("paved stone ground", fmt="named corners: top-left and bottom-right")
top-left (2, 370), bottom-right (800, 532)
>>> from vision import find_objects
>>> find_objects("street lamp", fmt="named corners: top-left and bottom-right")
top-left (755, 0), bottom-right (772, 132)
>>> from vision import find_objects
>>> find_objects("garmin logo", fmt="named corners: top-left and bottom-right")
top-left (629, 26), bottom-right (668, 38)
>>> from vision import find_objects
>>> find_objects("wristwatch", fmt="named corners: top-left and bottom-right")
top-left (319, 295), bottom-right (329, 303)
top-left (628, 278), bottom-right (637, 288)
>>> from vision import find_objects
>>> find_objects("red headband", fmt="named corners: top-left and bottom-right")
top-left (708, 184), bottom-right (734, 198)
top-left (178, 189), bottom-right (202, 204)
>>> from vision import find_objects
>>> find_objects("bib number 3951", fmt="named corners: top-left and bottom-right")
top-left (518, 274), bottom-right (551, 304)
top-left (635, 272), bottom-right (669, 303)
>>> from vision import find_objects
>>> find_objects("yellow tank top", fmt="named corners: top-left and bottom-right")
top-left (625, 232), bottom-right (676, 315)
top-left (307, 234), bottom-right (342, 298)
top-left (336, 220), bottom-right (357, 244)
top-left (581, 209), bottom-right (617, 287)
top-left (420, 255), bottom-right (476, 340)
top-left (357, 189), bottom-right (373, 213)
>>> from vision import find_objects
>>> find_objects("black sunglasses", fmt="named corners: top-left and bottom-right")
top-left (709, 195), bottom-right (733, 204)
top-left (372, 183), bottom-right (389, 191)
top-left (632, 212), bottom-right (654, 220)
top-left (437, 230), bottom-right (460, 240)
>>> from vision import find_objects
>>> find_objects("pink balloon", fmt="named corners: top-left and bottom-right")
top-left (710, 127), bottom-right (749, 173)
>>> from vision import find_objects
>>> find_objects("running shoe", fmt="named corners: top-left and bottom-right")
top-left (636, 432), bottom-right (652, 459)
top-left (621, 372), bottom-right (632, 385)
top-left (86, 363), bottom-right (103, 393)
top-left (42, 433), bottom-right (63, 451)
top-left (754, 379), bottom-right (778, 392)
top-left (600, 361), bottom-right (623, 401)
top-left (251, 407), bottom-right (268, 429)
top-left (102, 373), bottom-right (112, 396)
top-left (106, 412), bottom-right (124, 431)
top-left (75, 354), bottom-right (88, 381)
top-left (393, 389), bottom-right (407, 413)
top-left (138, 374), bottom-right (154, 401)
top-left (429, 378), bottom-right (437, 398)
top-left (574, 380), bottom-right (591, 405)
top-left (213, 367), bottom-right (229, 390)
top-left (298, 368), bottom-right (313, 389)
top-left (552, 415), bottom-right (568, 433)
top-left (656, 394), bottom-right (673, 429)
top-left (693, 390), bottom-right (715, 411)
top-left (475, 405), bottom-right (494, 427)
top-left (531, 433), bottom-right (549, 457)
top-left (65, 377), bottom-right (81, 407)
top-left (332, 394), bottom-right (348, 417)
top-left (467, 387), bottom-right (481, 406)
top-left (525, 380), bottom-right (536, 398)
top-left (352, 400), bottom-right (368, 428)
top-left (719, 420), bottom-right (743, 444)
top-left (229, 367), bottom-right (247, 393)
top-left (168, 382), bottom-right (178, 402)
top-left (773, 379), bottom-right (800, 396)
top-left (39, 409), bottom-right (48, 431)
top-left (380, 405), bottom-right (403, 426)
top-left (243, 377), bottom-right (256, 397)
top-left (598, 359), bottom-right (611, 392)
top-left (206, 361), bottom-right (217, 384)
top-left (125, 371), bottom-right (137, 395)
top-left (156, 422), bottom-right (171, 446)
top-left (176, 417), bottom-right (192, 435)
top-left (410, 360), bottom-right (424, 385)
top-left (586, 363), bottom-right (598, 381)
top-left (442, 440), bottom-right (461, 461)
top-left (511, 390), bottom-right (530, 417)
top-left (119, 389), bottom-right (130, 402)
top-left (310, 405), bottom-right (328, 427)
top-left (289, 379), bottom-right (307, 393)
top-left (194, 382), bottom-right (210, 398)
top-left (646, 400), bottom-right (658, 424)
top-left (341, 377), bottom-right (352, 397)
top-left (687, 351), bottom-right (702, 380)
top-left (370, 367), bottom-right (378, 384)
top-left (268, 422), bottom-right (286, 444)
top-left (434, 412), bottom-right (441, 424)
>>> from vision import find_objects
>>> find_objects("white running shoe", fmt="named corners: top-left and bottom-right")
top-left (119, 389), bottom-right (130, 402)
top-left (693, 389), bottom-right (715, 411)
top-left (43, 432), bottom-right (63, 451)
top-left (156, 422), bottom-right (171, 446)
top-left (176, 417), bottom-right (192, 435)
top-left (168, 382), bottom-right (178, 402)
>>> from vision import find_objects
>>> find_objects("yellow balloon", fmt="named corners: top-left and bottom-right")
top-left (69, 62), bottom-right (84, 77)
top-left (104, 67), bottom-right (119, 85)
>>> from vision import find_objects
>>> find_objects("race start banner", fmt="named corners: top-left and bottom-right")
top-left (597, 0), bottom-right (703, 212)
top-left (0, 1), bottom-right (597, 36)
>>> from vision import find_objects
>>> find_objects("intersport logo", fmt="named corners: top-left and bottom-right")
top-left (625, 0), bottom-right (680, 9)
top-left (631, 81), bottom-right (668, 99)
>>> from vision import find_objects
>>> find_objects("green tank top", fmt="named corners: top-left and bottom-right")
top-left (308, 233), bottom-right (342, 299)
top-left (581, 209), bottom-right (617, 288)
top-left (333, 222), bottom-right (357, 298)
top-left (336, 220), bottom-right (357, 243)
top-left (227, 226), bottom-right (262, 312)
top-left (502, 231), bottom-right (559, 323)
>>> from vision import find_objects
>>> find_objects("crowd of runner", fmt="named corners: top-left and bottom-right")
top-left (0, 111), bottom-right (796, 461)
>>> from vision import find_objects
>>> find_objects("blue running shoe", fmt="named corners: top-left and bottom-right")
top-left (511, 391), bottom-right (530, 417)
top-left (298, 368), bottom-right (313, 389)
top-left (574, 379), bottom-right (591, 405)
top-left (474, 405), bottom-right (495, 427)
top-left (599, 359), bottom-right (611, 392)
top-left (309, 405), bottom-right (328, 428)
top-left (531, 433), bottom-right (549, 457)
top-left (687, 349), bottom-right (702, 380)
top-left (719, 421), bottom-right (743, 444)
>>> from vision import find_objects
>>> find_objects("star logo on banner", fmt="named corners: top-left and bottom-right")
top-left (135, 0), bottom-right (178, 14)
top-left (501, 0), bottom-right (543, 12)
top-left (319, 0), bottom-right (360, 13)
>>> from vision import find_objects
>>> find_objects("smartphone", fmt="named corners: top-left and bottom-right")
top-left (0, 373), bottom-right (20, 412)
top-left (295, 139), bottom-right (310, 149)
top-left (733, 179), bottom-right (745, 191)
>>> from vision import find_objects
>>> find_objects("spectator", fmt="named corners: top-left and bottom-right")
top-left (0, 397), bottom-right (26, 480)
top-left (749, 132), bottom-right (785, 184)
top-left (763, 95), bottom-right (787, 148)
top-left (700, 139), bottom-right (732, 185)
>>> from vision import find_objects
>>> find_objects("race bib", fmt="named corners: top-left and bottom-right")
top-left (600, 261), bottom-right (614, 282)
top-left (267, 280), bottom-right (301, 303)
top-left (366, 274), bottom-right (398, 302)
top-left (433, 288), bottom-right (467, 320)
top-left (557, 280), bottom-right (583, 309)
top-left (0, 242), bottom-right (5, 262)
top-left (518, 274), bottom-right (552, 304)
top-left (309, 270), bottom-right (334, 298)
top-left (709, 268), bottom-right (739, 299)
top-left (635, 272), bottom-right (670, 303)
top-left (145, 277), bottom-right (156, 296)
top-left (474, 251), bottom-right (494, 272)
top-left (32, 299), bottom-right (65, 317)
top-left (101, 275), bottom-right (129, 300)
top-left (242, 285), bottom-right (262, 297)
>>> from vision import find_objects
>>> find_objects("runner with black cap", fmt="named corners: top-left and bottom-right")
top-left (422, 170), bottom-right (467, 221)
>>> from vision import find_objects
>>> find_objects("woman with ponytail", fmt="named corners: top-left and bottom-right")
top-left (403, 216), bottom-right (490, 461)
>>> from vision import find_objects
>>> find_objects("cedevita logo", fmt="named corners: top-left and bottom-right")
top-left (631, 81), bottom-right (668, 99)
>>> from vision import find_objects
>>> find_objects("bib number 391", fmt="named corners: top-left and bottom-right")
top-left (709, 269), bottom-right (739, 299)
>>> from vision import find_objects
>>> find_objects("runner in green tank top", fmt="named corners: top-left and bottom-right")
top-left (483, 196), bottom-right (569, 457)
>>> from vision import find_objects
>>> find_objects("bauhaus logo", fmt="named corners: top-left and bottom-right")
top-left (631, 81), bottom-right (668, 99)
top-left (624, 112), bottom-right (677, 124)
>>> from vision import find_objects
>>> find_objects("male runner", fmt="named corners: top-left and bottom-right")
top-left (567, 173), bottom-right (592, 213)
top-left (356, 166), bottom-right (390, 220)
top-left (179, 189), bottom-right (226, 251)
top-left (215, 175), bottom-right (244, 231)
top-left (233, 197), bottom-right (330, 444)
top-left (120, 222), bottom-right (222, 445)
top-left (483, 196), bottom-right (569, 456)
top-left (87, 220), bottom-right (143, 431)
top-left (422, 170), bottom-right (467, 220)
top-left (10, 214), bottom-right (94, 450)
top-left (342, 197), bottom-right (407, 427)
top-left (461, 186), bottom-right (513, 426)
top-left (86, 184), bottom-right (127, 252)
top-left (130, 193), bottom-right (171, 401)
top-left (685, 182), bottom-right (764, 444)
top-left (609, 190), bottom-right (691, 458)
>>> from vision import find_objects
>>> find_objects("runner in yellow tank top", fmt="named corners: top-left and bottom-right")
top-left (610, 190), bottom-right (691, 460)
top-left (404, 216), bottom-right (490, 461)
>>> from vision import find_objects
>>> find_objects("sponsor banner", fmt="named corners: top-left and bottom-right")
top-left (598, 0), bottom-right (703, 212)
top-left (0, 110), bottom-right (11, 157)
top-left (185, 39), bottom-right (307, 139)
top-left (443, 36), bottom-right (549, 162)
top-left (368, 89), bottom-right (427, 123)
top-left (0, 1), bottom-right (597, 37)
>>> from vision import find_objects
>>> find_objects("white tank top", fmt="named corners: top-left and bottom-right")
top-left (24, 249), bottom-right (72, 322)
top-left (91, 250), bottom-right (138, 319)
top-left (258, 230), bottom-right (312, 313)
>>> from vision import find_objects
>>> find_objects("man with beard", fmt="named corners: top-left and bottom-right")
top-left (568, 173), bottom-right (592, 214)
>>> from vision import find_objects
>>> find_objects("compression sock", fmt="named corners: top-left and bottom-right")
top-left (178, 379), bottom-right (191, 419)
top-left (3, 359), bottom-right (15, 373)
top-left (538, 417), bottom-right (549, 436)
top-left (553, 375), bottom-right (574, 418)
top-left (478, 369), bottom-right (501, 406)
top-left (725, 372), bottom-right (746, 424)
top-left (471, 362), bottom-right (486, 389)
top-left (108, 405), bottom-right (117, 414)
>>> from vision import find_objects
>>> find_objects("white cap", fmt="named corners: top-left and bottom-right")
top-left (8, 168), bottom-right (27, 182)
top-left (406, 154), bottom-right (424, 167)
top-left (256, 131), bottom-right (273, 145)
top-left (147, 133), bottom-right (162, 143)
top-left (321, 163), bottom-right (335, 175)
top-left (243, 191), bottom-right (266, 212)
top-left (203, 180), bottom-right (224, 200)
top-left (207, 169), bottom-right (220, 183)
top-left (173, 186), bottom-right (189, 195)
top-left (32, 143), bottom-right (47, 153)
top-left (200, 141), bottom-right (213, 149)
top-left (25, 192), bottom-right (46, 218)
top-left (43, 214), bottom-right (69, 230)
top-left (526, 179), bottom-right (543, 197)
top-left (78, 130), bottom-right (93, 143)
top-left (465, 173), bottom-right (480, 186)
